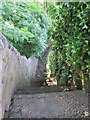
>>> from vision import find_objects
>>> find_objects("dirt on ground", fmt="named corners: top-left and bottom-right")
top-left (4, 88), bottom-right (89, 119)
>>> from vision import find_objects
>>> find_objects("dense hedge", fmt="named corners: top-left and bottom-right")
top-left (0, 2), bottom-right (50, 58)
top-left (47, 2), bottom-right (89, 89)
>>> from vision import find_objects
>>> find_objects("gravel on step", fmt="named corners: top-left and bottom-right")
top-left (5, 90), bottom-right (89, 118)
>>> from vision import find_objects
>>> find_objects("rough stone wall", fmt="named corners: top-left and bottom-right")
top-left (0, 33), bottom-right (38, 119)
top-left (0, 44), bottom-right (3, 120)
top-left (35, 44), bottom-right (52, 82)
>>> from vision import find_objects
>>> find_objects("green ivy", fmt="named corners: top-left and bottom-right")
top-left (48, 2), bottom-right (89, 88)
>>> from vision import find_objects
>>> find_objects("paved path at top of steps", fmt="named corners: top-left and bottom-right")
top-left (6, 90), bottom-right (89, 118)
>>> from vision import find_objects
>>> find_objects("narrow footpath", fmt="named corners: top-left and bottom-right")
top-left (4, 83), bottom-right (89, 119)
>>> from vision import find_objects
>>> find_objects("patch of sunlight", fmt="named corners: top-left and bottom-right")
top-left (5, 21), bottom-right (14, 29)
top-left (46, 77), bottom-right (57, 87)
top-left (46, 58), bottom-right (51, 78)
top-left (13, 9), bottom-right (16, 13)
top-left (84, 111), bottom-right (89, 117)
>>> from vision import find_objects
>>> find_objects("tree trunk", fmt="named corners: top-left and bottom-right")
top-left (80, 70), bottom-right (85, 89)
top-left (44, 0), bottom-right (48, 15)
top-left (72, 71), bottom-right (77, 90)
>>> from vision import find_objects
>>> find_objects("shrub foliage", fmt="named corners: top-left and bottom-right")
top-left (47, 2), bottom-right (89, 89)
top-left (1, 2), bottom-right (50, 58)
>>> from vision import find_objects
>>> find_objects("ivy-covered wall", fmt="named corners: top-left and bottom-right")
top-left (47, 2), bottom-right (89, 90)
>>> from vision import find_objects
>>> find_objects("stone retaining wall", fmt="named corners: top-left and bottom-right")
top-left (0, 33), bottom-right (38, 119)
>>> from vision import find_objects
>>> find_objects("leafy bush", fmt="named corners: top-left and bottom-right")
top-left (0, 2), bottom-right (50, 58)
top-left (47, 2), bottom-right (89, 88)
